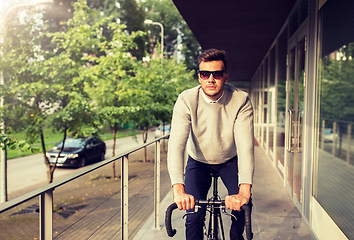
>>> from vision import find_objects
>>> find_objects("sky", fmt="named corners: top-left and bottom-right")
top-left (1, 0), bottom-right (22, 18)
top-left (1, 0), bottom-right (53, 19)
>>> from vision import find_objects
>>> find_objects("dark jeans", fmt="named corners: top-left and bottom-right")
top-left (184, 156), bottom-right (252, 240)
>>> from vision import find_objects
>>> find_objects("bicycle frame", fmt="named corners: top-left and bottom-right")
top-left (195, 174), bottom-right (230, 240)
top-left (195, 199), bottom-right (228, 240)
top-left (165, 175), bottom-right (253, 240)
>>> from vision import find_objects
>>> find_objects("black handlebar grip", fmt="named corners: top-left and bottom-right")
top-left (241, 204), bottom-right (253, 240)
top-left (165, 203), bottom-right (178, 237)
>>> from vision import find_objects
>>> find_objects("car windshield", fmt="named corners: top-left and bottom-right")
top-left (56, 138), bottom-right (85, 148)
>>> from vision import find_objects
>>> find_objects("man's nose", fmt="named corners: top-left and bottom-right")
top-left (207, 74), bottom-right (216, 82)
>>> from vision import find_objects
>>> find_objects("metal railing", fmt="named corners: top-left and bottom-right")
top-left (320, 119), bottom-right (353, 167)
top-left (0, 135), bottom-right (169, 240)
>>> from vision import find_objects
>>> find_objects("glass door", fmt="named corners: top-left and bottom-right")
top-left (286, 31), bottom-right (306, 206)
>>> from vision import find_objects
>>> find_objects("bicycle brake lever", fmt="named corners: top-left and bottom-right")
top-left (222, 207), bottom-right (237, 220)
top-left (182, 205), bottom-right (201, 219)
top-left (182, 211), bottom-right (195, 219)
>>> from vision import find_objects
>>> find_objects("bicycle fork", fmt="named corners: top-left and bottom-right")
top-left (207, 201), bottom-right (224, 240)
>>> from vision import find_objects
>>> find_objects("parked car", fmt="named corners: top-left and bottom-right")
top-left (323, 128), bottom-right (338, 143)
top-left (46, 137), bottom-right (106, 168)
top-left (155, 124), bottom-right (171, 138)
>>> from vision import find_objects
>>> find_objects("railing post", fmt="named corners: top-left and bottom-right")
top-left (321, 119), bottom-right (325, 149)
top-left (39, 190), bottom-right (53, 240)
top-left (153, 140), bottom-right (161, 229)
top-left (332, 121), bottom-right (337, 157)
top-left (121, 155), bottom-right (129, 240)
top-left (0, 71), bottom-right (7, 204)
top-left (347, 124), bottom-right (351, 167)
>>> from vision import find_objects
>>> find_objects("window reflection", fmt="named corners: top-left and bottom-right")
top-left (315, 43), bottom-right (354, 239)
top-left (275, 28), bottom-right (288, 177)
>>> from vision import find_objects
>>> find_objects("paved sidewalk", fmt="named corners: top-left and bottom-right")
top-left (133, 146), bottom-right (316, 240)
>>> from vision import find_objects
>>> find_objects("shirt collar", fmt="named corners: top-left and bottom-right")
top-left (201, 89), bottom-right (224, 104)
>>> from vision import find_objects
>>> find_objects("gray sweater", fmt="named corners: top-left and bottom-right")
top-left (167, 84), bottom-right (255, 186)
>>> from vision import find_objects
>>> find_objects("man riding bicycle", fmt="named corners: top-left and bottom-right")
top-left (167, 48), bottom-right (255, 240)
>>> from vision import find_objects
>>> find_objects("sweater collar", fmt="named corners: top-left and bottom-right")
top-left (201, 89), bottom-right (225, 104)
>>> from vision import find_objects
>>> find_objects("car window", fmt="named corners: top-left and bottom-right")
top-left (92, 138), bottom-right (101, 144)
top-left (86, 139), bottom-right (94, 146)
top-left (56, 138), bottom-right (85, 148)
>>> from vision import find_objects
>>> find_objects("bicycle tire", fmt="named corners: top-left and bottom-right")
top-left (165, 202), bottom-right (178, 237)
top-left (241, 204), bottom-right (253, 240)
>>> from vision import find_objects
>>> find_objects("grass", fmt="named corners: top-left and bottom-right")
top-left (7, 128), bottom-right (141, 160)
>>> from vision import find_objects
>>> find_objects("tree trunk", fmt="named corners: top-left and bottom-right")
top-left (40, 129), bottom-right (52, 183)
top-left (42, 128), bottom-right (67, 183)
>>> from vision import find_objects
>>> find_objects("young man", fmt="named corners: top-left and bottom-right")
top-left (167, 48), bottom-right (255, 240)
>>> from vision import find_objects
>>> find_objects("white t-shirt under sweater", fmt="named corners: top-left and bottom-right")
top-left (167, 83), bottom-right (255, 186)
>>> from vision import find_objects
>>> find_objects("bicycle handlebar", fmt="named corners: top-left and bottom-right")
top-left (165, 201), bottom-right (253, 239)
top-left (240, 204), bottom-right (253, 240)
top-left (165, 203), bottom-right (178, 237)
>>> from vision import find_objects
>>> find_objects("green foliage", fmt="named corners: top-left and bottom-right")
top-left (81, 18), bottom-right (145, 139)
top-left (320, 43), bottom-right (354, 123)
top-left (0, 0), bottom-right (107, 183)
top-left (141, 0), bottom-right (201, 72)
top-left (41, 0), bottom-right (112, 138)
top-left (87, 0), bottom-right (201, 72)
top-left (0, 133), bottom-right (38, 152)
top-left (128, 57), bottom-right (197, 130)
top-left (0, 8), bottom-right (53, 143)
top-left (86, 0), bottom-right (148, 60)
top-left (0, 0), bottom-right (197, 158)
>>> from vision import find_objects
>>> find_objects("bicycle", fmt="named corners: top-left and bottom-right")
top-left (165, 173), bottom-right (253, 240)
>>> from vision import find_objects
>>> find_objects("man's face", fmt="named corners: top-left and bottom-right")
top-left (198, 60), bottom-right (229, 101)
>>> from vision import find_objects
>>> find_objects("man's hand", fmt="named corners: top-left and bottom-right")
top-left (173, 183), bottom-right (195, 210)
top-left (225, 184), bottom-right (251, 211)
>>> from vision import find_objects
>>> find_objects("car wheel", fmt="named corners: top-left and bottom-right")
top-left (100, 152), bottom-right (105, 161)
top-left (79, 157), bottom-right (86, 168)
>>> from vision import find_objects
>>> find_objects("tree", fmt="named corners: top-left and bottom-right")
top-left (141, 0), bottom-right (201, 74)
top-left (83, 21), bottom-right (144, 176)
top-left (320, 43), bottom-right (354, 123)
top-left (42, 0), bottom-right (115, 182)
top-left (0, 6), bottom-right (57, 183)
top-left (0, 0), bottom-right (100, 183)
top-left (128, 57), bottom-right (196, 161)
top-left (86, 0), bottom-right (148, 60)
top-left (319, 43), bottom-right (354, 157)
top-left (85, 0), bottom-right (201, 72)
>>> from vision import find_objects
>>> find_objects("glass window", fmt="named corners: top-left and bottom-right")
top-left (269, 47), bottom-right (276, 153)
top-left (314, 0), bottom-right (354, 238)
top-left (275, 27), bottom-right (288, 178)
top-left (263, 60), bottom-right (268, 147)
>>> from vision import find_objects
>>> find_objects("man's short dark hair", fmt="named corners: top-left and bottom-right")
top-left (198, 49), bottom-right (227, 72)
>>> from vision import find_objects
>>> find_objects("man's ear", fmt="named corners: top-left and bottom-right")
top-left (224, 73), bottom-right (229, 83)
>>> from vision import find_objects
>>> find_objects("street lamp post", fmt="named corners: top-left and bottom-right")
top-left (144, 19), bottom-right (164, 62)
top-left (143, 19), bottom-right (164, 231)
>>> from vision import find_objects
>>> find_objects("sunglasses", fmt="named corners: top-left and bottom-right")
top-left (198, 70), bottom-right (225, 80)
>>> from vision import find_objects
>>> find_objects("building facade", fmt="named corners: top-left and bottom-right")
top-left (251, 0), bottom-right (354, 239)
